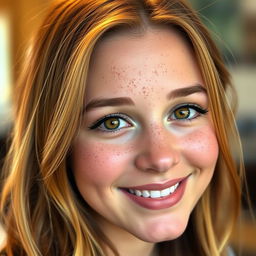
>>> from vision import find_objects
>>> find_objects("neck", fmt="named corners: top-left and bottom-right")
top-left (105, 241), bottom-right (157, 256)
top-left (97, 217), bottom-right (157, 256)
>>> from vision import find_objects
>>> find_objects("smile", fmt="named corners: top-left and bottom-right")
top-left (120, 175), bottom-right (190, 210)
top-left (127, 182), bottom-right (180, 198)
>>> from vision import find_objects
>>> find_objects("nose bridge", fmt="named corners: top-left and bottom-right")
top-left (134, 123), bottom-right (180, 172)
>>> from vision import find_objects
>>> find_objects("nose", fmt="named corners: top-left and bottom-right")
top-left (134, 127), bottom-right (180, 173)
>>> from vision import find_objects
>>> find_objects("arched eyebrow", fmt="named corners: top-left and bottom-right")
top-left (85, 97), bottom-right (135, 112)
top-left (84, 84), bottom-right (207, 112)
top-left (167, 84), bottom-right (207, 99)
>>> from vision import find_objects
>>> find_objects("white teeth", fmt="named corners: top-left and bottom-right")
top-left (160, 187), bottom-right (170, 197)
top-left (129, 189), bottom-right (134, 194)
top-left (142, 190), bottom-right (150, 198)
top-left (150, 190), bottom-right (161, 198)
top-left (170, 185), bottom-right (175, 193)
top-left (135, 190), bottom-right (142, 196)
top-left (127, 182), bottom-right (180, 198)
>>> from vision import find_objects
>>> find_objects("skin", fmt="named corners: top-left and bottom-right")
top-left (71, 26), bottom-right (219, 256)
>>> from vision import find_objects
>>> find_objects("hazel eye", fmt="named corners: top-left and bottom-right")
top-left (89, 114), bottom-right (132, 132)
top-left (104, 117), bottom-right (121, 130)
top-left (169, 104), bottom-right (208, 121)
top-left (173, 107), bottom-right (191, 119)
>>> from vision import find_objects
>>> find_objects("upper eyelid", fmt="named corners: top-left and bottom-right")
top-left (89, 103), bottom-right (207, 129)
top-left (170, 102), bottom-right (205, 112)
top-left (168, 103), bottom-right (208, 121)
top-left (89, 113), bottom-right (133, 129)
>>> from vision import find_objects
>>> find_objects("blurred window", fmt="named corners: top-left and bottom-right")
top-left (0, 11), bottom-right (12, 136)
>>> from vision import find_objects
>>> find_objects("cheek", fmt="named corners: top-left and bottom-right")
top-left (181, 126), bottom-right (219, 168)
top-left (71, 135), bottom-right (130, 186)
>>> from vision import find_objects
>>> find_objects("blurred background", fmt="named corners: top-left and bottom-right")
top-left (0, 0), bottom-right (255, 254)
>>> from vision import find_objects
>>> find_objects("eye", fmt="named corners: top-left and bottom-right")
top-left (169, 104), bottom-right (208, 121)
top-left (89, 114), bottom-right (132, 132)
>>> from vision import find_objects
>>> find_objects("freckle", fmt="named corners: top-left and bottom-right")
top-left (114, 151), bottom-right (120, 157)
top-left (123, 145), bottom-right (135, 154)
top-left (153, 69), bottom-right (159, 76)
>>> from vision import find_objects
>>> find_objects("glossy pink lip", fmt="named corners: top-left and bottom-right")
top-left (121, 174), bottom-right (190, 191)
top-left (120, 175), bottom-right (190, 210)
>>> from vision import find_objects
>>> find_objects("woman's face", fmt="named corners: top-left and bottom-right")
top-left (71, 27), bottom-right (219, 243)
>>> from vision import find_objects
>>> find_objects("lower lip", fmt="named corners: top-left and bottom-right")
top-left (121, 178), bottom-right (188, 210)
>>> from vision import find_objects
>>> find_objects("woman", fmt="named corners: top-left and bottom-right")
top-left (0, 0), bottom-right (243, 255)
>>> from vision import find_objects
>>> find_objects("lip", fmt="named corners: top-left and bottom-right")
top-left (121, 174), bottom-right (190, 191)
top-left (120, 175), bottom-right (190, 210)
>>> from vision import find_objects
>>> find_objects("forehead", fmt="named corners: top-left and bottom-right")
top-left (86, 26), bottom-right (203, 101)
top-left (89, 25), bottom-right (193, 67)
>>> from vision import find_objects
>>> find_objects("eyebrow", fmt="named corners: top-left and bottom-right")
top-left (85, 97), bottom-right (135, 112)
top-left (84, 84), bottom-right (207, 112)
top-left (167, 84), bottom-right (207, 99)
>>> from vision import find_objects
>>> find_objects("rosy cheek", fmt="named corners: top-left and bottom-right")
top-left (71, 136), bottom-right (130, 186)
top-left (180, 126), bottom-right (219, 168)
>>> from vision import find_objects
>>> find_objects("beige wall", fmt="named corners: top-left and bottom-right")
top-left (231, 66), bottom-right (256, 117)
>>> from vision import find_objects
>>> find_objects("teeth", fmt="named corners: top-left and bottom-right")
top-left (170, 185), bottom-right (175, 193)
top-left (135, 190), bottom-right (142, 196)
top-left (150, 190), bottom-right (161, 198)
top-left (129, 189), bottom-right (134, 194)
top-left (142, 190), bottom-right (150, 198)
top-left (127, 182), bottom-right (180, 198)
top-left (160, 187), bottom-right (170, 197)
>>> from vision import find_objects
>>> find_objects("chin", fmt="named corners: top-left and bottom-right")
top-left (130, 217), bottom-right (189, 243)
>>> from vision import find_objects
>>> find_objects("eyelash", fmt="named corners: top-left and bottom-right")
top-left (88, 104), bottom-right (208, 133)
top-left (169, 103), bottom-right (208, 122)
top-left (89, 113), bottom-right (132, 132)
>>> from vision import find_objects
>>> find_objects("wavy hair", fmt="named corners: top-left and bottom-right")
top-left (0, 0), bottom-right (243, 255)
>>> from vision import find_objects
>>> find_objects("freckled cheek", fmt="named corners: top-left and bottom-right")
top-left (180, 127), bottom-right (219, 168)
top-left (71, 139), bottom-right (129, 186)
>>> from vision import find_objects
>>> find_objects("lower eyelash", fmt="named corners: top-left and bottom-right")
top-left (170, 104), bottom-right (208, 121)
top-left (88, 113), bottom-right (131, 130)
top-left (88, 105), bottom-right (207, 131)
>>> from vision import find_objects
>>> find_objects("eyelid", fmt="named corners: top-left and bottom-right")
top-left (88, 113), bottom-right (134, 131)
top-left (170, 103), bottom-right (206, 111)
top-left (88, 103), bottom-right (207, 132)
top-left (168, 103), bottom-right (208, 121)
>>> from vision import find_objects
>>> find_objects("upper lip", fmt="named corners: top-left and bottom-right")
top-left (122, 174), bottom-right (190, 191)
